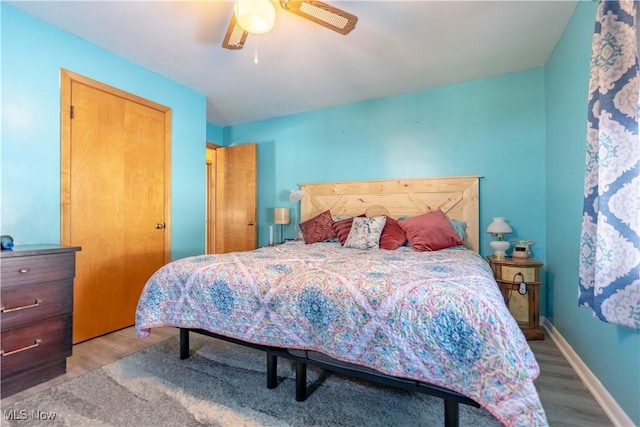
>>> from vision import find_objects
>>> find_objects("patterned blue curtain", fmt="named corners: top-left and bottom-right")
top-left (579, 0), bottom-right (640, 330)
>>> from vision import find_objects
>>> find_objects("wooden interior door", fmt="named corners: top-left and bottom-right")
top-left (214, 144), bottom-right (257, 253)
top-left (61, 70), bottom-right (171, 343)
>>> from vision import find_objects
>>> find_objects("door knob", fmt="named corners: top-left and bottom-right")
top-left (247, 221), bottom-right (256, 226)
top-left (155, 223), bottom-right (166, 229)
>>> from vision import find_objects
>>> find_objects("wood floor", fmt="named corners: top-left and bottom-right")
top-left (527, 338), bottom-right (613, 427)
top-left (1, 327), bottom-right (613, 426)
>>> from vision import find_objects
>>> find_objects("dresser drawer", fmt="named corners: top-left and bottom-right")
top-left (1, 280), bottom-right (73, 330)
top-left (1, 253), bottom-right (76, 287)
top-left (0, 315), bottom-right (72, 377)
top-left (499, 265), bottom-right (538, 283)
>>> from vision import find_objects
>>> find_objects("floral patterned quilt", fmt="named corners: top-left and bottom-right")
top-left (135, 242), bottom-right (547, 426)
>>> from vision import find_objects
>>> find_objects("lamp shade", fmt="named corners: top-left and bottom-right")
top-left (274, 207), bottom-right (290, 225)
top-left (486, 217), bottom-right (512, 235)
top-left (235, 0), bottom-right (276, 34)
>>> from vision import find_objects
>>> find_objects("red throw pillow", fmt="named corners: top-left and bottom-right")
top-left (299, 210), bottom-right (337, 244)
top-left (333, 214), bottom-right (366, 246)
top-left (379, 217), bottom-right (406, 250)
top-left (398, 210), bottom-right (463, 251)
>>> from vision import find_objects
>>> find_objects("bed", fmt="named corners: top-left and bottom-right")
top-left (135, 176), bottom-right (547, 427)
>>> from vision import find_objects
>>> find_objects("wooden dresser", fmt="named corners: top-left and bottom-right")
top-left (0, 244), bottom-right (81, 397)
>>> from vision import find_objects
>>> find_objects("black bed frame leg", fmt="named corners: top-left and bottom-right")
top-left (295, 362), bottom-right (307, 402)
top-left (179, 328), bottom-right (190, 360)
top-left (444, 399), bottom-right (459, 427)
top-left (267, 353), bottom-right (277, 389)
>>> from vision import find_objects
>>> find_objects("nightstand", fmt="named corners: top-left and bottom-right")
top-left (488, 256), bottom-right (544, 340)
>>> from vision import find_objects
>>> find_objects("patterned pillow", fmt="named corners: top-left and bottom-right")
top-left (333, 214), bottom-right (366, 246)
top-left (299, 210), bottom-right (336, 244)
top-left (398, 210), bottom-right (463, 252)
top-left (344, 216), bottom-right (387, 250)
top-left (379, 217), bottom-right (407, 250)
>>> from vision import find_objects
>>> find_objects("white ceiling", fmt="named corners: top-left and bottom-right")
top-left (7, 1), bottom-right (578, 126)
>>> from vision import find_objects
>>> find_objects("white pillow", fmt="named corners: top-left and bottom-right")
top-left (344, 216), bottom-right (387, 250)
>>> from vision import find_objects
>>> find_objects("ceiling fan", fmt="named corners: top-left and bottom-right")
top-left (222, 0), bottom-right (358, 50)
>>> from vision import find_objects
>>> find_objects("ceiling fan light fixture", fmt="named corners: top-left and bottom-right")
top-left (280, 0), bottom-right (357, 35)
top-left (235, 0), bottom-right (276, 35)
top-left (222, 13), bottom-right (249, 50)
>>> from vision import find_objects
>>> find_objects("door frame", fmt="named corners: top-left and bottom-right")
top-left (205, 142), bottom-right (220, 254)
top-left (60, 69), bottom-right (172, 263)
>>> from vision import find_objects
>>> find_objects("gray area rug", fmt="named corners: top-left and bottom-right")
top-left (3, 334), bottom-right (502, 426)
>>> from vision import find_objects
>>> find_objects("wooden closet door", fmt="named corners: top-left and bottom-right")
top-left (215, 144), bottom-right (257, 253)
top-left (61, 70), bottom-right (171, 343)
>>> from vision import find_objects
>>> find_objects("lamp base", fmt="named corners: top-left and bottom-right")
top-left (491, 252), bottom-right (507, 260)
top-left (490, 240), bottom-right (510, 260)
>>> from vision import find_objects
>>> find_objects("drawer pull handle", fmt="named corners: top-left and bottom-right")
top-left (1, 339), bottom-right (42, 357)
top-left (0, 300), bottom-right (42, 313)
top-left (18, 268), bottom-right (29, 274)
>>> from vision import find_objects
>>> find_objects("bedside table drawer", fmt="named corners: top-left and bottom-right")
top-left (1, 280), bottom-right (73, 330)
top-left (1, 253), bottom-right (76, 287)
top-left (500, 265), bottom-right (537, 282)
top-left (0, 315), bottom-right (72, 377)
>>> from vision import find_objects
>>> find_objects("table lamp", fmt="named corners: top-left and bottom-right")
top-left (487, 217), bottom-right (512, 259)
top-left (274, 207), bottom-right (290, 244)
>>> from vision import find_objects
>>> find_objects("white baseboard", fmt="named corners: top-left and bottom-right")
top-left (541, 317), bottom-right (636, 427)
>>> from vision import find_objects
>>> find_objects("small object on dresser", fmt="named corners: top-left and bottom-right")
top-left (512, 240), bottom-right (534, 258)
top-left (1, 235), bottom-right (14, 250)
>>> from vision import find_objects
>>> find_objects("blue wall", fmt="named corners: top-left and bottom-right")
top-left (225, 69), bottom-right (547, 268)
top-left (206, 122), bottom-right (224, 145)
top-left (1, 4), bottom-right (207, 260)
top-left (545, 2), bottom-right (639, 424)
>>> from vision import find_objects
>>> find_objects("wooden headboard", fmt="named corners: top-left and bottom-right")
top-left (299, 176), bottom-right (481, 252)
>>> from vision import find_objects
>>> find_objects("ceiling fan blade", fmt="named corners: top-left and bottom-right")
top-left (280, 1), bottom-right (358, 35)
top-left (222, 13), bottom-right (248, 50)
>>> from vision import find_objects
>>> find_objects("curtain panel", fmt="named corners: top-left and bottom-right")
top-left (579, 0), bottom-right (640, 330)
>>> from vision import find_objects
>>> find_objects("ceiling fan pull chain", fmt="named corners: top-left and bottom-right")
top-left (254, 35), bottom-right (259, 64)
